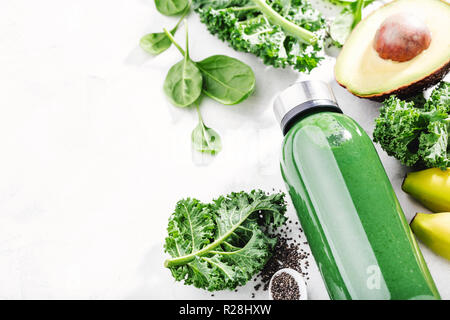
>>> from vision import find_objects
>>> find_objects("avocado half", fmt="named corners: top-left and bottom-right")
top-left (335, 0), bottom-right (450, 101)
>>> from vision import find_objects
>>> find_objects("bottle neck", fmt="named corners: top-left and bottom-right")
top-left (281, 99), bottom-right (342, 135)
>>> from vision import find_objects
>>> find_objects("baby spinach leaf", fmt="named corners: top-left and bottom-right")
top-left (163, 24), bottom-right (255, 107)
top-left (161, 32), bottom-right (256, 105)
top-left (191, 102), bottom-right (222, 154)
top-left (197, 55), bottom-right (255, 105)
top-left (155, 0), bottom-right (189, 16)
top-left (164, 59), bottom-right (202, 107)
top-left (163, 23), bottom-right (202, 107)
top-left (192, 123), bottom-right (222, 154)
top-left (140, 32), bottom-right (173, 55)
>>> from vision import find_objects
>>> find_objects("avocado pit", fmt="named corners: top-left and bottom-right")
top-left (374, 13), bottom-right (431, 62)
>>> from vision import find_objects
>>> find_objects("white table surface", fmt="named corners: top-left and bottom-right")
top-left (0, 0), bottom-right (448, 300)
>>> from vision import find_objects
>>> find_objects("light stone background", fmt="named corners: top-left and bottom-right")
top-left (0, 0), bottom-right (448, 300)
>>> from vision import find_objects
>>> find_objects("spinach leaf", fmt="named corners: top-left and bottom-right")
top-left (197, 55), bottom-right (255, 105)
top-left (191, 102), bottom-right (222, 154)
top-left (164, 60), bottom-right (202, 107)
top-left (155, 0), bottom-right (189, 16)
top-left (163, 31), bottom-right (255, 105)
top-left (163, 23), bottom-right (203, 107)
top-left (140, 32), bottom-right (173, 55)
top-left (148, 16), bottom-right (256, 154)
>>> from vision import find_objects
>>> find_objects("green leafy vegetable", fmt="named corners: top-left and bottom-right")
top-left (163, 59), bottom-right (202, 107)
top-left (373, 82), bottom-right (450, 169)
top-left (197, 55), bottom-right (255, 105)
top-left (328, 0), bottom-right (374, 47)
top-left (162, 23), bottom-right (254, 154)
top-left (163, 26), bottom-right (256, 105)
top-left (155, 0), bottom-right (189, 16)
top-left (193, 0), bottom-right (326, 73)
top-left (252, 0), bottom-right (317, 43)
top-left (329, 10), bottom-right (354, 47)
top-left (145, 9), bottom-right (256, 154)
top-left (163, 23), bottom-right (203, 107)
top-left (192, 102), bottom-right (222, 154)
top-left (140, 32), bottom-right (173, 55)
top-left (140, 6), bottom-right (189, 55)
top-left (164, 190), bottom-right (287, 291)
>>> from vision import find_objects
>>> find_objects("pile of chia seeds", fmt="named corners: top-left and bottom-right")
top-left (252, 218), bottom-right (311, 294)
top-left (270, 272), bottom-right (300, 300)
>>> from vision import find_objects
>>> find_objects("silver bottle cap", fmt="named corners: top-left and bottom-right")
top-left (273, 81), bottom-right (341, 134)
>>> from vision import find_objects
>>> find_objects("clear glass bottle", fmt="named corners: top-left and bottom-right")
top-left (274, 81), bottom-right (440, 300)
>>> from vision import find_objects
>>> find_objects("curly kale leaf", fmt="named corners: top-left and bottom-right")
top-left (373, 82), bottom-right (450, 169)
top-left (193, 0), bottom-right (326, 73)
top-left (424, 81), bottom-right (450, 113)
top-left (164, 190), bottom-right (287, 291)
top-left (418, 82), bottom-right (450, 168)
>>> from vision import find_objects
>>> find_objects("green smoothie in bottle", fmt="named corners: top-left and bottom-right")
top-left (274, 81), bottom-right (440, 300)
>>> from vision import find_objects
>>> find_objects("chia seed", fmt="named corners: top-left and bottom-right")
top-left (252, 218), bottom-right (311, 293)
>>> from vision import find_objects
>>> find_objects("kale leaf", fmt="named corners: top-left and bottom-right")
top-left (373, 82), bottom-right (450, 169)
top-left (164, 190), bottom-right (287, 291)
top-left (193, 0), bottom-right (326, 73)
top-left (328, 0), bottom-right (376, 47)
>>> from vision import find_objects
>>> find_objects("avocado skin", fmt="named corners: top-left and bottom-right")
top-left (337, 60), bottom-right (450, 101)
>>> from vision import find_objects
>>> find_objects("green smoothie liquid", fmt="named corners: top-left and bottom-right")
top-left (281, 112), bottom-right (440, 300)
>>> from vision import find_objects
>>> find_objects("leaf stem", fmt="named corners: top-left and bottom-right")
top-left (251, 0), bottom-right (316, 44)
top-left (195, 100), bottom-right (203, 124)
top-left (352, 0), bottom-right (364, 28)
top-left (223, 241), bottom-right (240, 250)
top-left (184, 20), bottom-right (189, 59)
top-left (163, 28), bottom-right (186, 56)
top-left (222, 5), bottom-right (259, 12)
top-left (171, 3), bottom-right (191, 33)
top-left (209, 248), bottom-right (243, 255)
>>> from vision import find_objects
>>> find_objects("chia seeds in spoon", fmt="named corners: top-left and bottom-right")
top-left (271, 272), bottom-right (300, 300)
